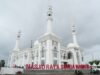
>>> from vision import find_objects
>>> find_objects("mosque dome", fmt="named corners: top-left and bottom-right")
top-left (67, 43), bottom-right (79, 48)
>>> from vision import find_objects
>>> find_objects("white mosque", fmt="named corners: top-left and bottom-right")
top-left (9, 6), bottom-right (84, 68)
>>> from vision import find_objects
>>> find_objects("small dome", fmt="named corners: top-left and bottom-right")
top-left (67, 43), bottom-right (79, 48)
top-left (34, 40), bottom-right (39, 45)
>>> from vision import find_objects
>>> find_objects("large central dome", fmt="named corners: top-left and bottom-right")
top-left (67, 43), bottom-right (79, 48)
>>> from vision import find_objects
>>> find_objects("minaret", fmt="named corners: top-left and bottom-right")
top-left (14, 31), bottom-right (21, 51)
top-left (71, 21), bottom-right (78, 44)
top-left (71, 21), bottom-right (84, 64)
top-left (46, 6), bottom-right (53, 34)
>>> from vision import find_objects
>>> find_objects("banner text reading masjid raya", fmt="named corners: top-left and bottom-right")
top-left (25, 64), bottom-right (91, 70)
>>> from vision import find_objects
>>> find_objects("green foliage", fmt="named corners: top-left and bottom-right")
top-left (89, 60), bottom-right (100, 65)
top-left (0, 60), bottom-right (5, 67)
top-left (0, 62), bottom-right (1, 67)
top-left (95, 60), bottom-right (100, 65)
top-left (89, 61), bottom-right (94, 65)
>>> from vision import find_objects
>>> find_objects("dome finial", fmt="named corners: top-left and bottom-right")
top-left (17, 30), bottom-right (21, 38)
top-left (47, 5), bottom-right (53, 20)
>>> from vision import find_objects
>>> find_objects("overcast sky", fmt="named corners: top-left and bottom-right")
top-left (0, 0), bottom-right (100, 64)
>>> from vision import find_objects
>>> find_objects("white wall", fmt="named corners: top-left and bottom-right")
top-left (0, 67), bottom-right (23, 74)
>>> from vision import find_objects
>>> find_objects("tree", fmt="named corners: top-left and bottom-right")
top-left (0, 60), bottom-right (5, 67)
top-left (0, 62), bottom-right (1, 70)
top-left (89, 61), bottom-right (94, 65)
top-left (95, 60), bottom-right (100, 65)
top-left (89, 60), bottom-right (100, 66)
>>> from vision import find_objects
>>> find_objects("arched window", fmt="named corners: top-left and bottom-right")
top-left (82, 57), bottom-right (84, 61)
top-left (31, 54), bottom-right (34, 60)
top-left (54, 46), bottom-right (57, 51)
top-left (54, 46), bottom-right (57, 50)
top-left (41, 47), bottom-right (45, 57)
top-left (67, 52), bottom-right (72, 59)
top-left (41, 60), bottom-right (45, 65)
top-left (53, 60), bottom-right (57, 65)
top-left (63, 54), bottom-right (66, 59)
top-left (24, 54), bottom-right (27, 59)
top-left (53, 52), bottom-right (57, 58)
top-left (53, 47), bottom-right (58, 58)
top-left (76, 52), bottom-right (80, 64)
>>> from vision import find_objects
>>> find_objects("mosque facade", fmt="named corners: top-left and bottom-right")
top-left (8, 6), bottom-right (84, 67)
